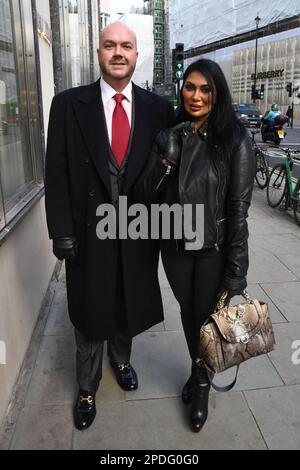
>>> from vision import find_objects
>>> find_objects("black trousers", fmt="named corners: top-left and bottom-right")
top-left (75, 329), bottom-right (132, 391)
top-left (75, 242), bottom-right (132, 391)
top-left (161, 245), bottom-right (225, 363)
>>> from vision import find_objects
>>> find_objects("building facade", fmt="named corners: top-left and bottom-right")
top-left (169, 0), bottom-right (300, 123)
top-left (0, 0), bottom-right (102, 426)
top-left (144, 0), bottom-right (165, 88)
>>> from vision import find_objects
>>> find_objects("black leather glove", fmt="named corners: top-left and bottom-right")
top-left (53, 236), bottom-right (78, 265)
top-left (217, 276), bottom-right (247, 305)
top-left (156, 122), bottom-right (192, 166)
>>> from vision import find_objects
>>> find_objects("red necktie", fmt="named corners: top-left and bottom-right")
top-left (111, 93), bottom-right (130, 167)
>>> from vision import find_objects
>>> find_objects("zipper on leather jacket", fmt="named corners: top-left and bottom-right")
top-left (214, 160), bottom-right (221, 251)
top-left (154, 165), bottom-right (172, 191)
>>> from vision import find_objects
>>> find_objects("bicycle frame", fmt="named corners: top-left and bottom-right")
top-left (284, 157), bottom-right (300, 202)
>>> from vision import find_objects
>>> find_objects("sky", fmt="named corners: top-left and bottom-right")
top-left (110, 0), bottom-right (144, 21)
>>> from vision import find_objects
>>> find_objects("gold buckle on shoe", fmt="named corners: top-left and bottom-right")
top-left (79, 395), bottom-right (93, 405)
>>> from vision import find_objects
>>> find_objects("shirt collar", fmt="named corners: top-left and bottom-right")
top-left (100, 78), bottom-right (132, 104)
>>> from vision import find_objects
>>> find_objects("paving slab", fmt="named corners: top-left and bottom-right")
top-left (232, 284), bottom-right (287, 324)
top-left (10, 404), bottom-right (73, 450)
top-left (212, 354), bottom-right (283, 392)
top-left (247, 249), bottom-right (297, 284)
top-left (125, 331), bottom-right (190, 400)
top-left (249, 233), bottom-right (300, 257)
top-left (44, 288), bottom-right (73, 336)
top-left (73, 392), bottom-right (266, 450)
top-left (260, 281), bottom-right (300, 322)
top-left (24, 335), bottom-right (76, 406)
top-left (244, 385), bottom-right (300, 450)
top-left (276, 253), bottom-right (300, 279)
top-left (248, 217), bottom-right (300, 236)
top-left (268, 323), bottom-right (300, 385)
top-left (161, 287), bottom-right (182, 332)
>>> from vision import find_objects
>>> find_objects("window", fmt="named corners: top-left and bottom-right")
top-left (0, 0), bottom-right (43, 231)
top-left (154, 24), bottom-right (163, 39)
top-left (100, 13), bottom-right (110, 31)
top-left (154, 70), bottom-right (163, 84)
top-left (154, 0), bottom-right (163, 9)
top-left (154, 55), bottom-right (163, 69)
top-left (155, 44), bottom-right (162, 54)
top-left (154, 10), bottom-right (164, 24)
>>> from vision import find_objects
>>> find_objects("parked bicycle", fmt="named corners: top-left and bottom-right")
top-left (251, 130), bottom-right (269, 189)
top-left (266, 148), bottom-right (300, 226)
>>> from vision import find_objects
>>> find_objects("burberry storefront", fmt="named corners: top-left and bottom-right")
top-left (232, 32), bottom-right (300, 121)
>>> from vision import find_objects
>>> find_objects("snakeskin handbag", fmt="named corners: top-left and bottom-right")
top-left (196, 290), bottom-right (275, 392)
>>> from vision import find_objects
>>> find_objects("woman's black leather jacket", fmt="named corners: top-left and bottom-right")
top-left (134, 122), bottom-right (255, 291)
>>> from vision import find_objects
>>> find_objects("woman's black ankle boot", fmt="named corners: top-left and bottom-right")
top-left (182, 361), bottom-right (210, 405)
top-left (189, 366), bottom-right (210, 433)
top-left (181, 375), bottom-right (194, 404)
top-left (181, 361), bottom-right (200, 404)
top-left (190, 382), bottom-right (210, 432)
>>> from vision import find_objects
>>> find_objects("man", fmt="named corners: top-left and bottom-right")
top-left (262, 103), bottom-right (282, 127)
top-left (45, 22), bottom-right (174, 430)
top-left (286, 105), bottom-right (292, 127)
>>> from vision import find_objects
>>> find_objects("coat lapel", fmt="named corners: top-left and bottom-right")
top-left (123, 84), bottom-right (155, 193)
top-left (72, 80), bottom-right (111, 197)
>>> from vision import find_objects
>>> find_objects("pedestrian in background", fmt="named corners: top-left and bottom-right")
top-left (286, 105), bottom-right (292, 127)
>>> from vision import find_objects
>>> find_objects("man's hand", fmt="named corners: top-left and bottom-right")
top-left (53, 236), bottom-right (78, 265)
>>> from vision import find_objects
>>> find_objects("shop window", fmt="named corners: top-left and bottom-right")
top-left (0, 0), bottom-right (43, 230)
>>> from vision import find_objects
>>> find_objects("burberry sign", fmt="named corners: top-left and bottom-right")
top-left (251, 69), bottom-right (284, 80)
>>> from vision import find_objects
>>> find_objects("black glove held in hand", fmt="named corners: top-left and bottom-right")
top-left (156, 122), bottom-right (192, 166)
top-left (53, 236), bottom-right (78, 264)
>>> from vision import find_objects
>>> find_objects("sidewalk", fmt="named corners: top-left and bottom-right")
top-left (1, 186), bottom-right (300, 450)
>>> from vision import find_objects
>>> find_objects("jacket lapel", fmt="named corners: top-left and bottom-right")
top-left (72, 79), bottom-right (111, 197)
top-left (123, 84), bottom-right (155, 193)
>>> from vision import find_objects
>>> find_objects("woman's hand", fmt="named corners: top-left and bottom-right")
top-left (156, 122), bottom-right (191, 166)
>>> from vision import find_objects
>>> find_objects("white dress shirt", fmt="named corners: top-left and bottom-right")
top-left (100, 78), bottom-right (132, 144)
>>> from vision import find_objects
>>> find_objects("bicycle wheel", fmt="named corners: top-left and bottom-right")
top-left (255, 148), bottom-right (269, 189)
top-left (293, 179), bottom-right (300, 226)
top-left (267, 163), bottom-right (287, 208)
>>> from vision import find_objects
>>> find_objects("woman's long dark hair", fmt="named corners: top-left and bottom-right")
top-left (176, 58), bottom-right (244, 152)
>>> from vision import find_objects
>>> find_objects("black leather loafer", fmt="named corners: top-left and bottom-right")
top-left (110, 361), bottom-right (138, 391)
top-left (73, 390), bottom-right (96, 430)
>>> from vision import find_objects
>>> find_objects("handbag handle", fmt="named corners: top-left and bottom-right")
top-left (207, 366), bottom-right (240, 392)
top-left (195, 357), bottom-right (240, 392)
top-left (215, 289), bottom-right (251, 311)
top-left (201, 289), bottom-right (252, 392)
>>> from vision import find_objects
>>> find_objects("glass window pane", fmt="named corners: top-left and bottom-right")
top-left (0, 0), bottom-right (34, 215)
top-left (69, 0), bottom-right (81, 87)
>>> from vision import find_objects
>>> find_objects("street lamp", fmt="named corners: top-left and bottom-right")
top-left (253, 15), bottom-right (261, 103)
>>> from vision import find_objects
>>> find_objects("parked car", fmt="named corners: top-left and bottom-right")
top-left (233, 103), bottom-right (262, 128)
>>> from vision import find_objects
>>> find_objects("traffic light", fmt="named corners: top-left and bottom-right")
top-left (259, 84), bottom-right (265, 100)
top-left (173, 43), bottom-right (184, 81)
top-left (286, 82), bottom-right (292, 97)
top-left (251, 84), bottom-right (257, 100)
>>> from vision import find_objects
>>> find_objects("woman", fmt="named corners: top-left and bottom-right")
top-left (135, 59), bottom-right (255, 432)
